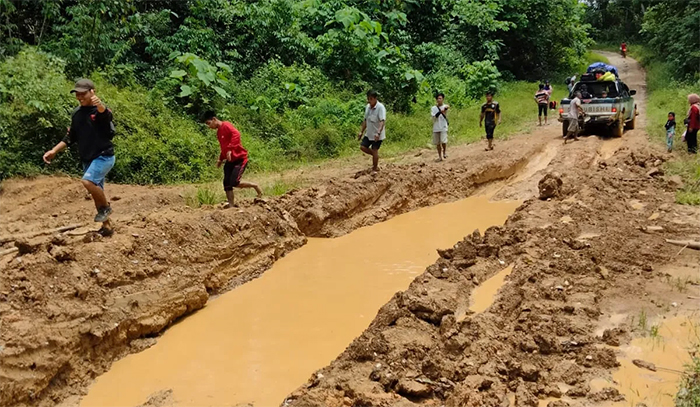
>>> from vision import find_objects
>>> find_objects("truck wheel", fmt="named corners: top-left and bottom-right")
top-left (612, 118), bottom-right (624, 138)
top-left (626, 109), bottom-right (637, 130)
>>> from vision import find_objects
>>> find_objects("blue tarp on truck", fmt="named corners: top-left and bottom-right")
top-left (587, 62), bottom-right (619, 77)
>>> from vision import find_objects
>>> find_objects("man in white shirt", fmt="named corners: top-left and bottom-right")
top-left (565, 91), bottom-right (583, 144)
top-left (431, 92), bottom-right (449, 161)
top-left (357, 89), bottom-right (386, 172)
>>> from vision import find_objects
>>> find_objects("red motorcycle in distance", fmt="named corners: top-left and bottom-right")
top-left (620, 43), bottom-right (627, 58)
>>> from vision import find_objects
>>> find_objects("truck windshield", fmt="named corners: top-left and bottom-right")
top-left (572, 82), bottom-right (618, 98)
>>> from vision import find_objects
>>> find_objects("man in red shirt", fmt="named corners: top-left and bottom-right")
top-left (203, 111), bottom-right (262, 207)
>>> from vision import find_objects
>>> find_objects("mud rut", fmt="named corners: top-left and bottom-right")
top-left (0, 53), bottom-right (698, 407)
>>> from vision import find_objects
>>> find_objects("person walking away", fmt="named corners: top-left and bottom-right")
top-left (203, 111), bottom-right (262, 208)
top-left (686, 94), bottom-right (700, 154)
top-left (480, 91), bottom-right (501, 151)
top-left (535, 84), bottom-right (550, 126)
top-left (665, 112), bottom-right (676, 153)
top-left (544, 80), bottom-right (553, 95)
top-left (43, 79), bottom-right (116, 236)
top-left (620, 42), bottom-right (627, 58)
top-left (564, 91), bottom-right (583, 144)
top-left (358, 90), bottom-right (386, 172)
top-left (431, 93), bottom-right (449, 161)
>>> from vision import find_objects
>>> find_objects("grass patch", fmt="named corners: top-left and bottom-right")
top-left (676, 346), bottom-right (700, 407)
top-left (635, 44), bottom-right (700, 205)
top-left (263, 178), bottom-right (302, 196)
top-left (184, 185), bottom-right (225, 208)
top-left (676, 322), bottom-right (700, 407)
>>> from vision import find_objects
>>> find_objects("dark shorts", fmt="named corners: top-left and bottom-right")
top-left (538, 103), bottom-right (548, 117)
top-left (223, 159), bottom-right (248, 191)
top-left (485, 123), bottom-right (496, 140)
top-left (361, 137), bottom-right (383, 150)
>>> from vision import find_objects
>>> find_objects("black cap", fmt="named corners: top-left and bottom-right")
top-left (70, 79), bottom-right (95, 93)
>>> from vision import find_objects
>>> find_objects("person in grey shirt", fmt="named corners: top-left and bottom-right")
top-left (565, 91), bottom-right (583, 144)
top-left (357, 89), bottom-right (386, 172)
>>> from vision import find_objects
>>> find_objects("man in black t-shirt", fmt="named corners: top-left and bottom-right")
top-left (479, 91), bottom-right (501, 151)
top-left (43, 79), bottom-right (116, 235)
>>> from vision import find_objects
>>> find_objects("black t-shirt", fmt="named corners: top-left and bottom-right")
top-left (62, 105), bottom-right (114, 163)
top-left (481, 101), bottom-right (501, 125)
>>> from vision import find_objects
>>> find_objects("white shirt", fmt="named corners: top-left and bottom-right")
top-left (431, 105), bottom-right (449, 132)
top-left (364, 102), bottom-right (387, 140)
top-left (569, 97), bottom-right (582, 118)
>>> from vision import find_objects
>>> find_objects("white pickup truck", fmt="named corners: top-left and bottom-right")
top-left (558, 79), bottom-right (638, 137)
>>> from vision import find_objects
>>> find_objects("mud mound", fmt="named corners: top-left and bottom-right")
top-left (538, 173), bottom-right (563, 199)
top-left (0, 202), bottom-right (305, 407)
top-left (0, 136), bottom-right (548, 407)
top-left (283, 147), bottom-right (698, 407)
top-left (279, 138), bottom-right (542, 237)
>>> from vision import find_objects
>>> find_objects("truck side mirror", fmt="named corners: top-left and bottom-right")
top-left (629, 90), bottom-right (637, 95)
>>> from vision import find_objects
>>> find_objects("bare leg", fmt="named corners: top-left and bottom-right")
top-left (436, 145), bottom-right (442, 160)
top-left (361, 146), bottom-right (379, 171)
top-left (538, 116), bottom-right (542, 126)
top-left (442, 143), bottom-right (447, 158)
top-left (236, 181), bottom-right (263, 197)
top-left (225, 190), bottom-right (235, 207)
top-left (488, 138), bottom-right (493, 150)
top-left (81, 179), bottom-right (108, 209)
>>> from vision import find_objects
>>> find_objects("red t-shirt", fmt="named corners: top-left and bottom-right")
top-left (217, 121), bottom-right (248, 162)
top-left (689, 104), bottom-right (700, 130)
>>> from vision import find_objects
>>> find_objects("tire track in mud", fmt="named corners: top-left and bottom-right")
top-left (281, 56), bottom-right (700, 407)
top-left (1, 133), bottom-right (551, 407)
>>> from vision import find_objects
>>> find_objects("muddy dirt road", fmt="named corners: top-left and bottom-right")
top-left (0, 53), bottom-right (698, 407)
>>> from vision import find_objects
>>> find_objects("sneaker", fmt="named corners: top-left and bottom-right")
top-left (94, 206), bottom-right (113, 222)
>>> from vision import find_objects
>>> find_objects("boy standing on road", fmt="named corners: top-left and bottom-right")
top-left (358, 90), bottom-right (386, 172)
top-left (431, 92), bottom-right (449, 161)
top-left (203, 111), bottom-right (262, 208)
top-left (43, 79), bottom-right (115, 236)
top-left (480, 91), bottom-right (501, 151)
top-left (665, 112), bottom-right (676, 153)
top-left (565, 91), bottom-right (583, 144)
top-left (535, 84), bottom-right (550, 126)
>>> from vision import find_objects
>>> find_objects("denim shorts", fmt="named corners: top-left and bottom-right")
top-left (82, 155), bottom-right (115, 189)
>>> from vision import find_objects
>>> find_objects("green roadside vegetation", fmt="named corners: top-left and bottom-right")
top-left (629, 45), bottom-right (700, 206)
top-left (585, 1), bottom-right (700, 208)
top-left (0, 0), bottom-right (593, 185)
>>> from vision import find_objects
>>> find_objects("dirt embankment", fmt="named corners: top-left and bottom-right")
top-left (283, 145), bottom-right (700, 407)
top-left (0, 135), bottom-right (545, 407)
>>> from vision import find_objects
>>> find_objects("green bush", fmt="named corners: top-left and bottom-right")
top-left (0, 47), bottom-right (219, 184)
top-left (638, 44), bottom-right (700, 206)
top-left (0, 48), bottom-right (75, 179)
top-left (461, 60), bottom-right (501, 100)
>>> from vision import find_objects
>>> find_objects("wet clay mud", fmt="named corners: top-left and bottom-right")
top-left (80, 196), bottom-right (520, 407)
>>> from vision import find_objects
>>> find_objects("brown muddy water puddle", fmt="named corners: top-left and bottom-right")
top-left (80, 196), bottom-right (521, 407)
top-left (469, 264), bottom-right (514, 314)
top-left (605, 315), bottom-right (699, 407)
